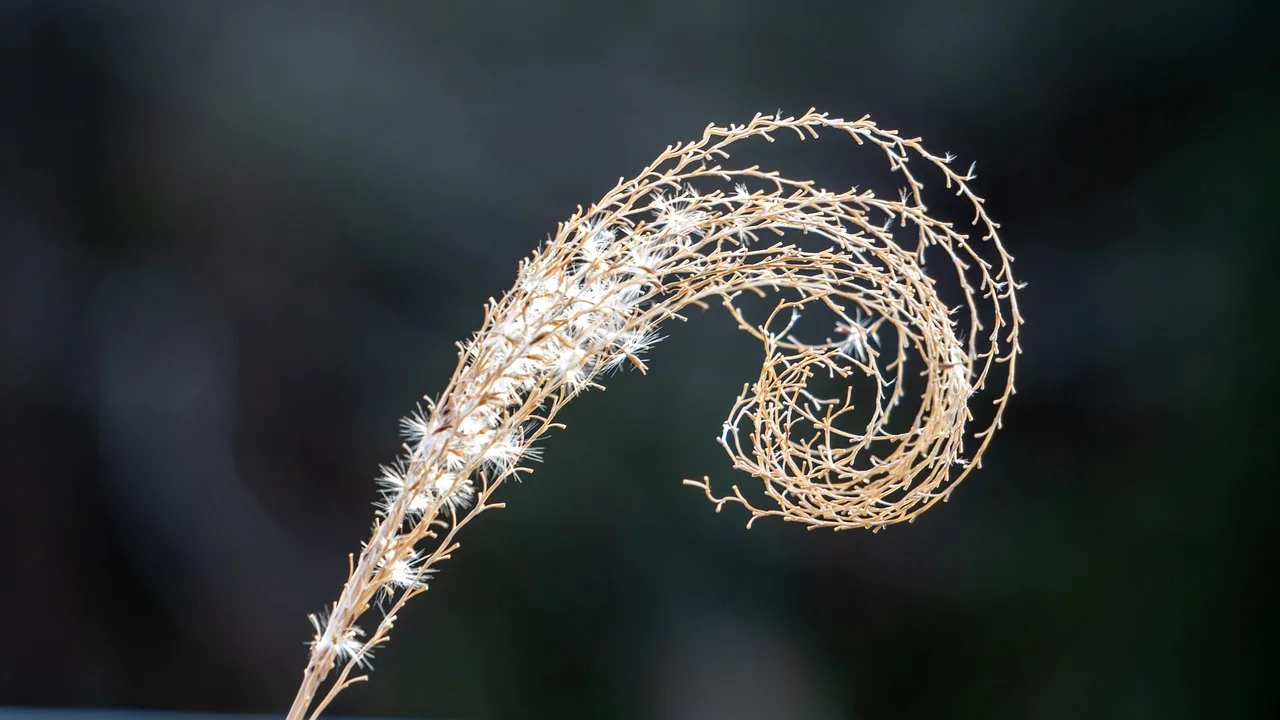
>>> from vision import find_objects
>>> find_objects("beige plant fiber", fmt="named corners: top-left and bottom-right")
top-left (286, 109), bottom-right (1023, 719)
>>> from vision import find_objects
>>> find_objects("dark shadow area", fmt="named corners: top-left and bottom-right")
top-left (2, 1), bottom-right (1274, 718)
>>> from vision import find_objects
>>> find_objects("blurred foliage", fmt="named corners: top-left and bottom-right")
top-left (1, 1), bottom-right (1274, 718)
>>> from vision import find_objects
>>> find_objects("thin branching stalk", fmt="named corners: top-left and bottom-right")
top-left (285, 109), bottom-right (1023, 719)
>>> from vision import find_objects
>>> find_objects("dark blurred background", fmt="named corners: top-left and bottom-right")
top-left (2, 1), bottom-right (1276, 718)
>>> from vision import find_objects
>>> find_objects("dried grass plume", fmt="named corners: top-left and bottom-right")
top-left (286, 109), bottom-right (1023, 719)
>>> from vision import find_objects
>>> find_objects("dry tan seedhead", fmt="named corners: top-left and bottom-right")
top-left (287, 109), bottom-right (1022, 719)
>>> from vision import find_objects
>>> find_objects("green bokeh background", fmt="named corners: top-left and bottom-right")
top-left (1, 2), bottom-right (1274, 718)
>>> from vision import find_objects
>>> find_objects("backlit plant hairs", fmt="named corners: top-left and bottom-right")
top-left (286, 109), bottom-right (1022, 719)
